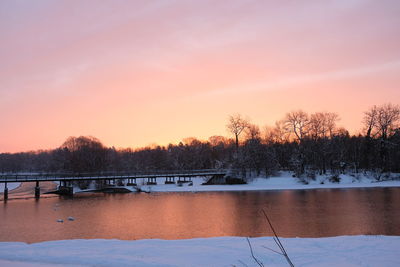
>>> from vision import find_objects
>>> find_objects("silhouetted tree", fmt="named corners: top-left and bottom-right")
top-left (227, 114), bottom-right (249, 151)
top-left (61, 136), bottom-right (107, 173)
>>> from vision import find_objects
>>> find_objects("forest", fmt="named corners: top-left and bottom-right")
top-left (1, 103), bottom-right (399, 181)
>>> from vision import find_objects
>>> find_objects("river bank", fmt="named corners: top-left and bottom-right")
top-left (137, 173), bottom-right (400, 193)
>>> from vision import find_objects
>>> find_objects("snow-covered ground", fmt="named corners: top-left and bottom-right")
top-left (0, 235), bottom-right (399, 267)
top-left (123, 172), bottom-right (400, 193)
top-left (0, 182), bottom-right (20, 193)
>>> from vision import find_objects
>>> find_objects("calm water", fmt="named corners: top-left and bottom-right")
top-left (1, 188), bottom-right (399, 243)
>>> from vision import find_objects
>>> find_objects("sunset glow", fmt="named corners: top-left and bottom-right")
top-left (1, 1), bottom-right (400, 152)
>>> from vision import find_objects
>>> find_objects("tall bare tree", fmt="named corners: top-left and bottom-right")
top-left (363, 106), bottom-right (378, 138)
top-left (264, 121), bottom-right (290, 144)
top-left (363, 105), bottom-right (379, 169)
top-left (308, 112), bottom-right (339, 139)
top-left (307, 112), bottom-right (339, 174)
top-left (376, 103), bottom-right (400, 140)
top-left (227, 114), bottom-right (249, 150)
top-left (282, 110), bottom-right (309, 176)
top-left (245, 123), bottom-right (261, 141)
top-left (283, 110), bottom-right (309, 142)
top-left (363, 103), bottom-right (400, 171)
top-left (376, 104), bottom-right (400, 171)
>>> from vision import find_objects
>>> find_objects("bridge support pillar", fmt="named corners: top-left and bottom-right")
top-left (127, 178), bottom-right (137, 186)
top-left (58, 180), bottom-right (73, 195)
top-left (35, 181), bottom-right (40, 199)
top-left (165, 177), bottom-right (175, 184)
top-left (3, 182), bottom-right (8, 201)
top-left (147, 177), bottom-right (157, 185)
top-left (58, 186), bottom-right (73, 196)
top-left (178, 176), bottom-right (188, 182)
top-left (103, 179), bottom-right (115, 187)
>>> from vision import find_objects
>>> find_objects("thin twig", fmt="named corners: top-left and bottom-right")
top-left (246, 237), bottom-right (264, 267)
top-left (273, 236), bottom-right (285, 252)
top-left (262, 209), bottom-right (295, 267)
top-left (261, 245), bottom-right (284, 255)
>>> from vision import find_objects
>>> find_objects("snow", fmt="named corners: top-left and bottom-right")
top-left (0, 182), bottom-right (20, 193)
top-left (126, 172), bottom-right (400, 193)
top-left (0, 235), bottom-right (399, 266)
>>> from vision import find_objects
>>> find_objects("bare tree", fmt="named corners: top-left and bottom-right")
top-left (283, 110), bottom-right (309, 142)
top-left (308, 112), bottom-right (339, 139)
top-left (363, 103), bottom-right (400, 140)
top-left (363, 105), bottom-right (379, 139)
top-left (227, 114), bottom-right (250, 150)
top-left (245, 123), bottom-right (261, 141)
top-left (362, 105), bottom-right (379, 170)
top-left (307, 112), bottom-right (339, 174)
top-left (362, 103), bottom-right (400, 172)
top-left (376, 103), bottom-right (400, 140)
top-left (376, 104), bottom-right (400, 171)
top-left (263, 121), bottom-right (290, 144)
top-left (208, 135), bottom-right (228, 147)
top-left (324, 112), bottom-right (340, 137)
top-left (282, 110), bottom-right (309, 176)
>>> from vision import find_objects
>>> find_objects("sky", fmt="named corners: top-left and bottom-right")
top-left (1, 0), bottom-right (400, 152)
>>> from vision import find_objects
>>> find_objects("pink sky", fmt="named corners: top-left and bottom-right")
top-left (1, 0), bottom-right (400, 152)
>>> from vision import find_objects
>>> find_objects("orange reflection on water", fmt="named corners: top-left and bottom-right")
top-left (0, 188), bottom-right (399, 243)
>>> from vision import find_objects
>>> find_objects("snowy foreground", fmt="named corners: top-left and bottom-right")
top-left (0, 236), bottom-right (399, 267)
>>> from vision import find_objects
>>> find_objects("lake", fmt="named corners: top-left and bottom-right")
top-left (0, 187), bottom-right (399, 243)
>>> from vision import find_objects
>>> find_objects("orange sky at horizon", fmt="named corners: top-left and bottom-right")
top-left (1, 1), bottom-right (400, 153)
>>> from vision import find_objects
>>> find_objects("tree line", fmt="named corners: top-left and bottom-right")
top-left (1, 103), bottom-right (399, 180)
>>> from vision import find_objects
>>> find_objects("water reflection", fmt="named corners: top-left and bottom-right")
top-left (0, 188), bottom-right (399, 243)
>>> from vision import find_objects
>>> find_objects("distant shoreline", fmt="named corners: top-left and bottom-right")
top-left (71, 174), bottom-right (400, 194)
top-left (2, 175), bottom-right (399, 198)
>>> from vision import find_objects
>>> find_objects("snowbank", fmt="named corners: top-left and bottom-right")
top-left (0, 235), bottom-right (399, 266)
top-left (130, 172), bottom-right (400, 193)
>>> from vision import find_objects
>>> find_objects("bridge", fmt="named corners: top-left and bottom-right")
top-left (0, 169), bottom-right (228, 201)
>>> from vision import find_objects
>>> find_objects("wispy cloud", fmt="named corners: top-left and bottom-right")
top-left (199, 60), bottom-right (400, 98)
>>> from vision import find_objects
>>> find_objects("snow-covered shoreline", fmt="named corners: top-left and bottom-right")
top-left (0, 235), bottom-right (399, 266)
top-left (120, 172), bottom-right (400, 193)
